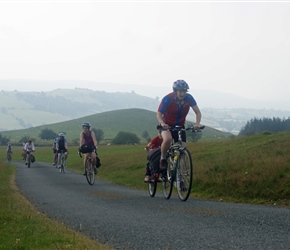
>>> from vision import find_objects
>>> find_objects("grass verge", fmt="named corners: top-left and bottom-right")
top-left (0, 161), bottom-right (112, 250)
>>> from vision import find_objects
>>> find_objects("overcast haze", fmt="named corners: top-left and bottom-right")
top-left (0, 1), bottom-right (290, 106)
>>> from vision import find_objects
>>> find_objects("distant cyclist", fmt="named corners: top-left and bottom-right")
top-left (52, 138), bottom-right (58, 166)
top-left (24, 140), bottom-right (35, 165)
top-left (56, 133), bottom-right (68, 168)
top-left (79, 122), bottom-right (98, 174)
top-left (6, 144), bottom-right (13, 159)
top-left (157, 80), bottom-right (202, 171)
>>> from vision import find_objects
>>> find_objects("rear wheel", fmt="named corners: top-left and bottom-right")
top-left (148, 172), bottom-right (157, 197)
top-left (85, 159), bottom-right (95, 185)
top-left (177, 148), bottom-right (193, 201)
top-left (162, 158), bottom-right (174, 199)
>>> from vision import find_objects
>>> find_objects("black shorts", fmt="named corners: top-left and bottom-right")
top-left (170, 127), bottom-right (186, 143)
top-left (57, 149), bottom-right (67, 154)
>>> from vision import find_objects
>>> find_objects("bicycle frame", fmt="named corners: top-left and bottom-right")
top-left (79, 151), bottom-right (96, 185)
top-left (59, 150), bottom-right (66, 173)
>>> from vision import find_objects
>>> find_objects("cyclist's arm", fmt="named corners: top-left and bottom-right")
top-left (191, 105), bottom-right (202, 129)
top-left (91, 131), bottom-right (98, 148)
top-left (79, 132), bottom-right (84, 147)
top-left (157, 111), bottom-right (168, 129)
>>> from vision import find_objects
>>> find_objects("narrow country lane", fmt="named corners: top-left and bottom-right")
top-left (14, 161), bottom-right (290, 250)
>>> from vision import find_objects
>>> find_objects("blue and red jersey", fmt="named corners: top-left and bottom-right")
top-left (158, 92), bottom-right (197, 126)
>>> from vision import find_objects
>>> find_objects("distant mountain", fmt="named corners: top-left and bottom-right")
top-left (1, 85), bottom-right (290, 134)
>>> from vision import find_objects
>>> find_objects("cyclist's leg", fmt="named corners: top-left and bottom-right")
top-left (83, 153), bottom-right (88, 174)
top-left (160, 130), bottom-right (172, 170)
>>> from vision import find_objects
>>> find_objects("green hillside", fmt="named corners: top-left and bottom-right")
top-left (1, 108), bottom-right (232, 145)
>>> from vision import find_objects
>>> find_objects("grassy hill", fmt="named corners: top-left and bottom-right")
top-left (1, 108), bottom-right (232, 145)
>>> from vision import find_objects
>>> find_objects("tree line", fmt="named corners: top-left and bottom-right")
top-left (239, 117), bottom-right (290, 135)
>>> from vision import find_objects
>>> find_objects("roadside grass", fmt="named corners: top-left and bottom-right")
top-left (1, 131), bottom-right (290, 247)
top-left (0, 157), bottom-right (112, 249)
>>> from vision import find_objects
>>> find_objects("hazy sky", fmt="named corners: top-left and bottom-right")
top-left (0, 1), bottom-right (289, 102)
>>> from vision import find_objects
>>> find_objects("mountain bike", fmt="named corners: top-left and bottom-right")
top-left (162, 125), bottom-right (205, 201)
top-left (25, 150), bottom-right (33, 168)
top-left (79, 151), bottom-right (96, 185)
top-left (7, 152), bottom-right (12, 163)
top-left (59, 150), bottom-right (66, 173)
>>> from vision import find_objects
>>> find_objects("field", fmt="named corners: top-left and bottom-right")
top-left (1, 131), bottom-right (290, 248)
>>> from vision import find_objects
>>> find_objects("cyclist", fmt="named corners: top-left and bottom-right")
top-left (157, 79), bottom-right (202, 171)
top-left (56, 133), bottom-right (68, 168)
top-left (6, 144), bottom-right (12, 159)
top-left (52, 137), bottom-right (58, 165)
top-left (79, 122), bottom-right (98, 174)
top-left (144, 128), bottom-right (163, 182)
top-left (24, 140), bottom-right (35, 165)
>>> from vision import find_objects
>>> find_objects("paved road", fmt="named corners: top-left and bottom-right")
top-left (14, 161), bottom-right (290, 250)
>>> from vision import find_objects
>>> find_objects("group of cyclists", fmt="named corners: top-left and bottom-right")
top-left (4, 80), bottom-right (202, 181)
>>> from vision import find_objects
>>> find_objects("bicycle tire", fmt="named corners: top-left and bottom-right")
top-left (85, 159), bottom-right (95, 185)
top-left (27, 155), bottom-right (31, 168)
top-left (162, 158), bottom-right (174, 199)
top-left (7, 154), bottom-right (11, 162)
top-left (176, 148), bottom-right (193, 201)
top-left (60, 154), bottom-right (65, 173)
top-left (148, 172), bottom-right (157, 197)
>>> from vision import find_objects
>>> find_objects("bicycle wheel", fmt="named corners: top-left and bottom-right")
top-left (148, 172), bottom-right (157, 197)
top-left (27, 155), bottom-right (31, 168)
top-left (60, 155), bottom-right (65, 173)
top-left (7, 154), bottom-right (11, 162)
top-left (162, 158), bottom-right (174, 199)
top-left (85, 159), bottom-right (95, 185)
top-left (177, 148), bottom-right (193, 201)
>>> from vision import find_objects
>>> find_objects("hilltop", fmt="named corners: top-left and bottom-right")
top-left (2, 108), bottom-right (232, 145)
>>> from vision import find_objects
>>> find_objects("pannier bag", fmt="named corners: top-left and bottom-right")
top-left (31, 155), bottom-right (35, 163)
top-left (147, 148), bottom-right (161, 172)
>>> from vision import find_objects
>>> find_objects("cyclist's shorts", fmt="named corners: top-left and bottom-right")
top-left (57, 149), bottom-right (68, 154)
top-left (170, 129), bottom-right (186, 143)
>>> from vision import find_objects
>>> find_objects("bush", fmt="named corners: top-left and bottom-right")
top-left (112, 131), bottom-right (140, 145)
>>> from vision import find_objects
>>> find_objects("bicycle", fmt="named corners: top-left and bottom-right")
top-left (79, 151), bottom-right (96, 185)
top-left (161, 125), bottom-right (205, 201)
top-left (7, 153), bottom-right (12, 163)
top-left (59, 150), bottom-right (66, 173)
top-left (25, 150), bottom-right (33, 168)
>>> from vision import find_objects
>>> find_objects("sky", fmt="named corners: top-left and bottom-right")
top-left (0, 0), bottom-right (290, 105)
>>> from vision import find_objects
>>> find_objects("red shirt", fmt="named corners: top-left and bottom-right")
top-left (150, 136), bottom-right (162, 149)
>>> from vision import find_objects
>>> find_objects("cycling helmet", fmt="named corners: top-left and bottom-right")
top-left (59, 132), bottom-right (65, 137)
top-left (172, 80), bottom-right (189, 92)
top-left (82, 122), bottom-right (91, 128)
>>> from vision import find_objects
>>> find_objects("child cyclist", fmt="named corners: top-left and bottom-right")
top-left (144, 127), bottom-right (163, 182)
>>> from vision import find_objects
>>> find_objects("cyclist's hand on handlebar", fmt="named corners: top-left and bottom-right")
top-left (160, 122), bottom-right (169, 130)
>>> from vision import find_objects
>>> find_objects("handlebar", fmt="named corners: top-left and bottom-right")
top-left (157, 124), bottom-right (205, 132)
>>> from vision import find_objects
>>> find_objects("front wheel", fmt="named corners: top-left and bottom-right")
top-left (176, 148), bottom-right (193, 201)
top-left (85, 159), bottom-right (95, 185)
top-left (7, 154), bottom-right (11, 162)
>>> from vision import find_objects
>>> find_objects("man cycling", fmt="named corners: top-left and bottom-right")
top-left (24, 140), bottom-right (35, 165)
top-left (157, 79), bottom-right (202, 171)
top-left (56, 133), bottom-right (68, 168)
top-left (79, 122), bottom-right (98, 174)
